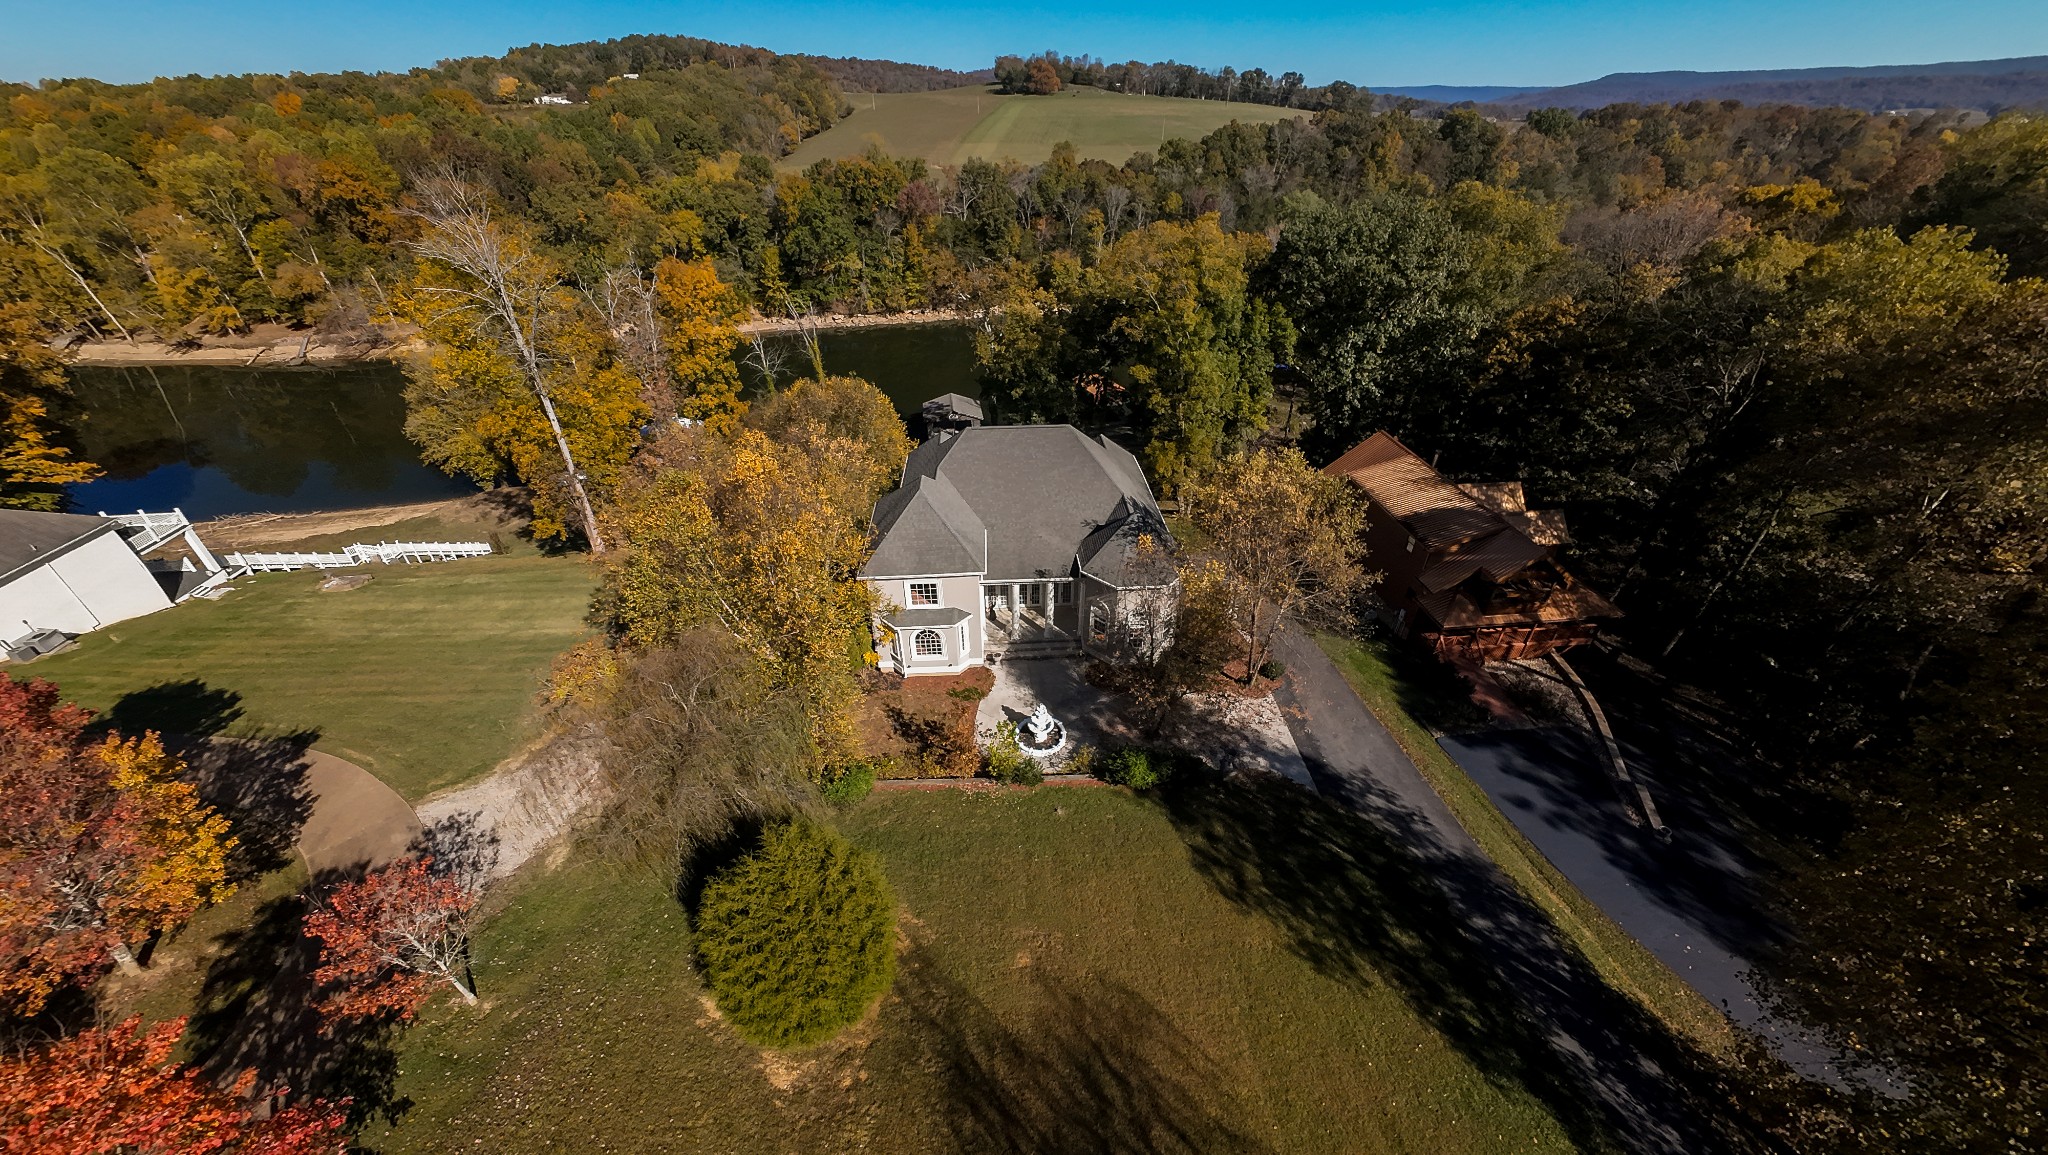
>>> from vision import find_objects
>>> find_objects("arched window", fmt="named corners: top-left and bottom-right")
top-left (913, 629), bottom-right (944, 658)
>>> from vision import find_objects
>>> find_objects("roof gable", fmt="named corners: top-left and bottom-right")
top-left (862, 472), bottom-right (987, 577)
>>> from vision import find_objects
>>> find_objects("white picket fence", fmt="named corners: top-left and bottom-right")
top-left (223, 540), bottom-right (494, 575)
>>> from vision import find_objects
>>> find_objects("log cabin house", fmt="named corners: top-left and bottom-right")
top-left (1326, 432), bottom-right (1620, 662)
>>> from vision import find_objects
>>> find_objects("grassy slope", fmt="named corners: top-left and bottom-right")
top-left (28, 548), bottom-right (593, 802)
top-left (784, 85), bottom-right (1307, 168)
top-left (1314, 632), bottom-right (1732, 1052)
top-left (359, 789), bottom-right (1579, 1154)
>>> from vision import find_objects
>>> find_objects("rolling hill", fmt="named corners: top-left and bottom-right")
top-left (1496, 55), bottom-right (2048, 112)
top-left (781, 84), bottom-right (1308, 168)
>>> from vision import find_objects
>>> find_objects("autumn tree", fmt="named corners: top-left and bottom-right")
top-left (303, 855), bottom-right (480, 1022)
top-left (0, 676), bottom-right (236, 1011)
top-left (1179, 448), bottom-right (1368, 679)
top-left (652, 255), bottom-right (749, 431)
top-left (0, 1015), bottom-right (346, 1155)
top-left (597, 377), bottom-right (906, 762)
top-left (400, 175), bottom-right (637, 550)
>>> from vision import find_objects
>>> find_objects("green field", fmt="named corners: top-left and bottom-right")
top-left (27, 542), bottom-right (594, 802)
top-left (784, 84), bottom-right (1309, 168)
top-left (356, 786), bottom-right (1591, 1153)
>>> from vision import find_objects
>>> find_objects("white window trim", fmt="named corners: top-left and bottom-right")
top-left (912, 628), bottom-right (945, 658)
top-left (906, 580), bottom-right (940, 607)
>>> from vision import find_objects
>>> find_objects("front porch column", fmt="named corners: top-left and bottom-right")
top-left (1009, 582), bottom-right (1021, 635)
top-left (1042, 581), bottom-right (1056, 637)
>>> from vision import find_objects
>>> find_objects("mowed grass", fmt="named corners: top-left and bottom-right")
top-left (358, 788), bottom-right (1583, 1154)
top-left (784, 84), bottom-right (1308, 168)
top-left (27, 552), bottom-right (594, 802)
top-left (1314, 632), bottom-right (1732, 1053)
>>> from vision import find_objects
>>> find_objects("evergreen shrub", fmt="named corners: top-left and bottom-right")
top-left (693, 820), bottom-right (896, 1047)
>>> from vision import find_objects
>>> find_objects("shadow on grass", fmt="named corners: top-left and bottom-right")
top-left (182, 870), bottom-right (409, 1132)
top-left (896, 950), bottom-right (1269, 1155)
top-left (1156, 772), bottom-right (1757, 1155)
top-left (103, 681), bottom-right (322, 882)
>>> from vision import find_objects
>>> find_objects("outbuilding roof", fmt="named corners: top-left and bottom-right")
top-left (0, 510), bottom-right (116, 586)
top-left (1325, 433), bottom-right (1504, 549)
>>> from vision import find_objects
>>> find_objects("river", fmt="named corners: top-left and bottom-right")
top-left (63, 323), bottom-right (979, 520)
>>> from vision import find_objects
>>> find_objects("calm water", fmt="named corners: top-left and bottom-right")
top-left (61, 323), bottom-right (978, 518)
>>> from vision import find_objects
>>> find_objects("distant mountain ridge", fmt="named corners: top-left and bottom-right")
top-left (1493, 55), bottom-right (2048, 113)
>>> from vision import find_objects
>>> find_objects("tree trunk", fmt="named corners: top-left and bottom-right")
top-left (109, 940), bottom-right (142, 975)
top-left (33, 236), bottom-right (132, 342)
top-left (534, 386), bottom-right (606, 553)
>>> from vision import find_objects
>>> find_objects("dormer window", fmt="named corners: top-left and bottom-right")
top-left (1405, 534), bottom-right (1417, 553)
top-left (908, 581), bottom-right (940, 606)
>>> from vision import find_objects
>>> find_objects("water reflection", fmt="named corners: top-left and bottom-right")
top-left (61, 323), bottom-right (980, 519)
top-left (738, 322), bottom-right (979, 416)
top-left (64, 364), bottom-right (473, 519)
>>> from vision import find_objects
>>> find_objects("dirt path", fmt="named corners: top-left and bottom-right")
top-left (414, 734), bottom-right (601, 881)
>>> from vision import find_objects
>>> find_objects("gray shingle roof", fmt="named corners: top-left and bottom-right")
top-left (0, 510), bottom-right (116, 586)
top-left (880, 606), bottom-right (972, 628)
top-left (865, 470), bottom-right (987, 577)
top-left (863, 425), bottom-right (1172, 586)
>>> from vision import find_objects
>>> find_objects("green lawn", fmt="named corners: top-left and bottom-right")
top-left (357, 788), bottom-right (1589, 1154)
top-left (1314, 632), bottom-right (1731, 1052)
top-left (27, 553), bottom-right (594, 802)
top-left (784, 84), bottom-right (1308, 169)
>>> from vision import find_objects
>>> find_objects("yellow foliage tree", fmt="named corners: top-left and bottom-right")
top-left (599, 400), bottom-right (898, 762)
top-left (98, 734), bottom-right (236, 937)
top-left (652, 255), bottom-right (748, 433)
top-left (399, 221), bottom-right (648, 544)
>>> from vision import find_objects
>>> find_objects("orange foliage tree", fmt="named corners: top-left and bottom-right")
top-left (303, 855), bottom-right (479, 1022)
top-left (0, 1015), bottom-right (346, 1155)
top-left (0, 675), bottom-right (235, 1012)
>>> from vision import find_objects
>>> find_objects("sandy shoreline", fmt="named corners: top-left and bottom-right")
top-left (66, 309), bottom-right (971, 368)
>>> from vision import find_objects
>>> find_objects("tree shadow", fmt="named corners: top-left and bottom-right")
top-left (1155, 771), bottom-right (1756, 1155)
top-left (894, 949), bottom-right (1270, 1155)
top-left (181, 872), bottom-right (410, 1131)
top-left (100, 682), bottom-right (322, 882)
top-left (410, 811), bottom-right (502, 890)
top-left (175, 735), bottom-right (321, 881)
top-left (103, 679), bottom-right (247, 739)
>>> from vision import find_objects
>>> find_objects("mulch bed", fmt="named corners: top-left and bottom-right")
top-left (853, 666), bottom-right (993, 779)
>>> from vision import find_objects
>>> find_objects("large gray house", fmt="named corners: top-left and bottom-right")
top-left (862, 419), bottom-right (1177, 676)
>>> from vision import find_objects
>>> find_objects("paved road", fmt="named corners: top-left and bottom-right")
top-left (1271, 627), bottom-right (1725, 1155)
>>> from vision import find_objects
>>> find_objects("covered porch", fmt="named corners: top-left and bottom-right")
top-left (981, 578), bottom-right (1081, 646)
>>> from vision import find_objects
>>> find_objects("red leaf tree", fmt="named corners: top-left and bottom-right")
top-left (0, 675), bottom-right (235, 1013)
top-left (0, 1015), bottom-right (346, 1155)
top-left (304, 855), bottom-right (480, 1022)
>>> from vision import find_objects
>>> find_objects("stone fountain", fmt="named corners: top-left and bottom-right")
top-left (1017, 702), bottom-right (1068, 758)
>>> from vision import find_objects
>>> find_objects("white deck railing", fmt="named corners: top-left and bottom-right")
top-left (102, 509), bottom-right (194, 555)
top-left (221, 540), bottom-right (494, 575)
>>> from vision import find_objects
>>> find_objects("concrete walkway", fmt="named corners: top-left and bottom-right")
top-left (1270, 626), bottom-right (1712, 1154)
top-left (293, 748), bottom-right (421, 874)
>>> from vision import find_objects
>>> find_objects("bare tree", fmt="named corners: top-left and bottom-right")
top-left (407, 174), bottom-right (607, 552)
top-left (743, 330), bottom-right (792, 393)
top-left (586, 258), bottom-right (671, 415)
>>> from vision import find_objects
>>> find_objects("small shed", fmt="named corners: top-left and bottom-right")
top-left (0, 510), bottom-right (174, 652)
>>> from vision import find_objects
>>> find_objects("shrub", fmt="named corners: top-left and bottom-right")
top-left (1097, 746), bottom-right (1177, 790)
top-left (984, 720), bottom-right (1042, 786)
top-left (821, 758), bottom-right (880, 805)
top-left (1257, 658), bottom-right (1286, 681)
top-left (946, 684), bottom-right (987, 702)
top-left (693, 820), bottom-right (896, 1047)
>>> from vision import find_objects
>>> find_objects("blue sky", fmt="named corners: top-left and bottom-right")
top-left (3, 1), bottom-right (2045, 88)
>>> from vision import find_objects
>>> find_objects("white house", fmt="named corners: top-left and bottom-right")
top-left (1, 510), bottom-right (177, 653)
top-left (861, 414), bottom-right (1177, 676)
